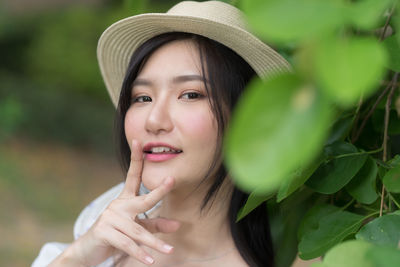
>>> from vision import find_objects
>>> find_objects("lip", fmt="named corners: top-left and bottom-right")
top-left (143, 142), bottom-right (182, 163)
top-left (145, 153), bottom-right (180, 162)
top-left (143, 142), bottom-right (182, 152)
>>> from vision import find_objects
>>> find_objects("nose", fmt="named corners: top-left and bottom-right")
top-left (145, 97), bottom-right (174, 134)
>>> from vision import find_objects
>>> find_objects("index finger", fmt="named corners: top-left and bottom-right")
top-left (119, 139), bottom-right (143, 198)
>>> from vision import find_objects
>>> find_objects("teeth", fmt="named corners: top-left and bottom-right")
top-left (150, 146), bottom-right (178, 153)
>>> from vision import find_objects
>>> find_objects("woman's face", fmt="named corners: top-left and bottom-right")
top-left (124, 40), bottom-right (218, 191)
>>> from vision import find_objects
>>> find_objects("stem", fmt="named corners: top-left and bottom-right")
top-left (352, 83), bottom-right (392, 143)
top-left (388, 192), bottom-right (400, 209)
top-left (380, 186), bottom-right (386, 217)
top-left (366, 210), bottom-right (381, 220)
top-left (355, 204), bottom-right (378, 212)
top-left (380, 72), bottom-right (399, 217)
top-left (351, 96), bottom-right (364, 141)
top-left (342, 199), bottom-right (355, 210)
top-left (332, 147), bottom-right (383, 160)
top-left (379, 2), bottom-right (397, 41)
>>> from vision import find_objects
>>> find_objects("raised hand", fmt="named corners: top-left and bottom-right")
top-left (50, 140), bottom-right (180, 266)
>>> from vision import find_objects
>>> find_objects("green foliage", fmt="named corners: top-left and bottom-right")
top-left (383, 164), bottom-right (400, 193)
top-left (0, 96), bottom-right (24, 140)
top-left (276, 156), bottom-right (323, 202)
top-left (306, 142), bottom-right (368, 194)
top-left (242, 0), bottom-right (345, 43)
top-left (236, 191), bottom-right (273, 221)
top-left (298, 210), bottom-right (365, 259)
top-left (356, 213), bottom-right (400, 247)
top-left (225, 74), bottom-right (332, 193)
top-left (315, 37), bottom-right (387, 106)
top-left (316, 240), bottom-right (375, 267)
top-left (383, 35), bottom-right (400, 72)
top-left (225, 0), bottom-right (400, 265)
top-left (315, 240), bottom-right (400, 267)
top-left (345, 157), bottom-right (379, 204)
top-left (26, 7), bottom-right (110, 99)
top-left (348, 0), bottom-right (394, 30)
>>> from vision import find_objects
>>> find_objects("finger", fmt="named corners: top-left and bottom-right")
top-left (140, 177), bottom-right (175, 211)
top-left (110, 211), bottom-right (175, 255)
top-left (106, 228), bottom-right (156, 265)
top-left (120, 139), bottom-right (143, 198)
top-left (136, 217), bottom-right (181, 234)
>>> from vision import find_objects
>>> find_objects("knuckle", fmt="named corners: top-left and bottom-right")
top-left (133, 247), bottom-right (147, 261)
top-left (120, 239), bottom-right (133, 249)
top-left (131, 224), bottom-right (145, 236)
top-left (142, 197), bottom-right (154, 208)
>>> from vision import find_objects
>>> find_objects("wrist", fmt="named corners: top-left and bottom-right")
top-left (49, 245), bottom-right (87, 267)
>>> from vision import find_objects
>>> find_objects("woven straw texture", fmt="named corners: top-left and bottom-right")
top-left (97, 1), bottom-right (292, 106)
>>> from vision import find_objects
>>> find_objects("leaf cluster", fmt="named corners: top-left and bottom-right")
top-left (225, 0), bottom-right (400, 266)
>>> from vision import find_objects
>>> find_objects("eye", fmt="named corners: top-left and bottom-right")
top-left (180, 92), bottom-right (204, 100)
top-left (132, 95), bottom-right (152, 103)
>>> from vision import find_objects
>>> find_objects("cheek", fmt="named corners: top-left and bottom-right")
top-left (179, 109), bottom-right (217, 142)
top-left (124, 108), bottom-right (143, 141)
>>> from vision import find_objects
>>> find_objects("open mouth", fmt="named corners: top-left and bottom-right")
top-left (144, 147), bottom-right (183, 154)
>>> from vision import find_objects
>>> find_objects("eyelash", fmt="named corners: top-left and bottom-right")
top-left (132, 92), bottom-right (204, 103)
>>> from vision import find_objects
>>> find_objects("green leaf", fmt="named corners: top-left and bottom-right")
top-left (315, 37), bottom-right (387, 106)
top-left (298, 204), bottom-right (340, 241)
top-left (306, 142), bottom-right (368, 194)
top-left (383, 164), bottom-right (400, 193)
top-left (356, 213), bottom-right (400, 247)
top-left (321, 240), bottom-right (374, 267)
top-left (345, 157), bottom-right (378, 204)
top-left (388, 155), bottom-right (400, 167)
top-left (241, 0), bottom-right (345, 43)
top-left (277, 156), bottom-right (324, 202)
top-left (383, 35), bottom-right (400, 72)
top-left (225, 74), bottom-right (332, 193)
top-left (348, 0), bottom-right (394, 30)
top-left (326, 115), bottom-right (353, 145)
top-left (319, 240), bottom-right (400, 267)
top-left (367, 245), bottom-right (400, 267)
top-left (236, 191), bottom-right (272, 222)
top-left (298, 210), bottom-right (365, 260)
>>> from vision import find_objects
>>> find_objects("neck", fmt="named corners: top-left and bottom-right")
top-left (154, 179), bottom-right (235, 260)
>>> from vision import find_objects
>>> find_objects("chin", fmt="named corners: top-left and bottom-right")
top-left (142, 176), bottom-right (163, 191)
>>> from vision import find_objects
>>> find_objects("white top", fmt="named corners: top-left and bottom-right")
top-left (31, 182), bottom-right (154, 267)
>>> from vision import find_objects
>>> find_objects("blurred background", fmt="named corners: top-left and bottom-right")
top-left (0, 0), bottom-right (180, 265)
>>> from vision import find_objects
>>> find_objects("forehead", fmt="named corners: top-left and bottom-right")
top-left (138, 39), bottom-right (202, 78)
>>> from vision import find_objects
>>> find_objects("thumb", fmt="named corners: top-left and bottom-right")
top-left (136, 217), bottom-right (181, 234)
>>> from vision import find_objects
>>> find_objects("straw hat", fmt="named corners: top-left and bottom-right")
top-left (97, 0), bottom-right (291, 107)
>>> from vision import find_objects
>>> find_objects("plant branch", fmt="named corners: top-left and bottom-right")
top-left (350, 96), bottom-right (364, 142)
top-left (331, 147), bottom-right (383, 160)
top-left (388, 192), bottom-right (400, 209)
top-left (341, 199), bottom-right (355, 210)
top-left (380, 72), bottom-right (399, 216)
top-left (352, 83), bottom-right (392, 143)
top-left (379, 1), bottom-right (397, 41)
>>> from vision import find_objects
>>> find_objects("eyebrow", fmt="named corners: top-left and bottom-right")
top-left (132, 74), bottom-right (208, 87)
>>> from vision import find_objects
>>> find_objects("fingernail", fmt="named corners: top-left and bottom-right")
top-left (145, 256), bottom-right (154, 264)
top-left (163, 244), bottom-right (174, 252)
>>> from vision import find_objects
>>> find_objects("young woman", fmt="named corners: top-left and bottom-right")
top-left (32, 1), bottom-right (291, 266)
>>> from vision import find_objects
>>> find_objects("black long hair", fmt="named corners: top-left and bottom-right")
top-left (115, 32), bottom-right (274, 267)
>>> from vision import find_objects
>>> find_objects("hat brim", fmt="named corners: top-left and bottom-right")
top-left (97, 13), bottom-right (291, 107)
